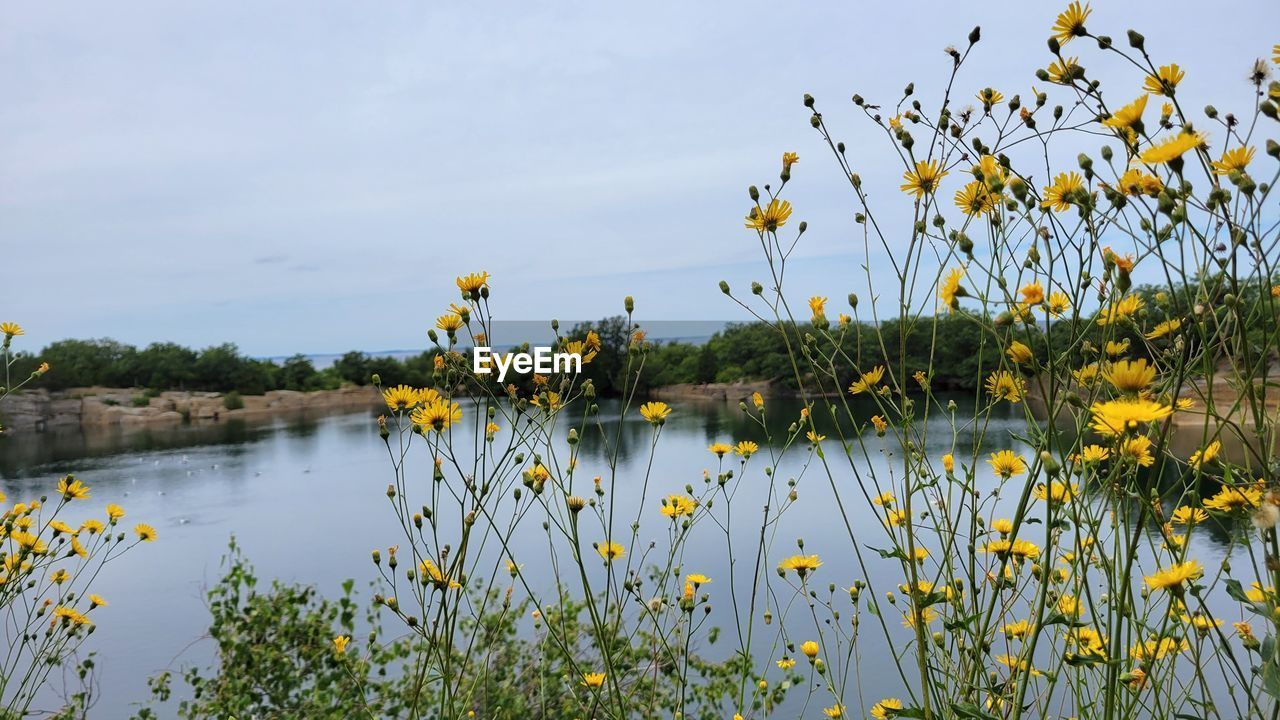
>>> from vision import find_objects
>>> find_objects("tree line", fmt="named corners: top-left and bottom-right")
top-left (8, 280), bottom-right (1274, 397)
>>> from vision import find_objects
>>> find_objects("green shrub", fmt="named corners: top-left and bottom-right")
top-left (222, 391), bottom-right (244, 410)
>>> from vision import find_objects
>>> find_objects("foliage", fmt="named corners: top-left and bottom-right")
top-left (0, 325), bottom-right (155, 717)
top-left (358, 11), bottom-right (1280, 720)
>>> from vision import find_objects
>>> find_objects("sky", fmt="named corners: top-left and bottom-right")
top-left (2, 0), bottom-right (1277, 356)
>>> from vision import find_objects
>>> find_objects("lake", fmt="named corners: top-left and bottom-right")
top-left (0, 396), bottom-right (1240, 718)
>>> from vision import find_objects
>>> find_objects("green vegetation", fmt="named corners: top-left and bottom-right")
top-left (132, 542), bottom-right (746, 719)
top-left (10, 279), bottom-right (1273, 400)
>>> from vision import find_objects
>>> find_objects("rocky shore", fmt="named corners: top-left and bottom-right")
top-left (1, 386), bottom-right (382, 433)
top-left (648, 380), bottom-right (775, 403)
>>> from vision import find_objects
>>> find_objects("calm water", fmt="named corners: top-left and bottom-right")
top-left (0, 397), bottom-right (1240, 718)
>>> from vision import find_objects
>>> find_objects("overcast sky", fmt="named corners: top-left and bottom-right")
top-left (2, 1), bottom-right (1276, 356)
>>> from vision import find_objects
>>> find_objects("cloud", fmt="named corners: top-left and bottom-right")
top-left (1, 0), bottom-right (1275, 354)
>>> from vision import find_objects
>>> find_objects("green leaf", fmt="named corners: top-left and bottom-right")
top-left (950, 702), bottom-right (1001, 719)
top-left (868, 545), bottom-right (908, 561)
top-left (1262, 659), bottom-right (1280, 698)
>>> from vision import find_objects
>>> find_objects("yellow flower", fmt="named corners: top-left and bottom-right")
top-left (885, 508), bottom-right (907, 527)
top-left (902, 607), bottom-right (938, 629)
top-left (848, 365), bottom-right (886, 395)
top-left (942, 454), bottom-right (955, 473)
top-left (1046, 291), bottom-right (1072, 316)
top-left (752, 391), bottom-right (765, 409)
top-left (1120, 435), bottom-right (1158, 465)
top-left (972, 154), bottom-right (1007, 183)
top-left (485, 422), bottom-right (500, 438)
top-left (49, 520), bottom-right (76, 535)
top-left (1090, 398), bottom-right (1173, 435)
top-left (1033, 481), bottom-right (1077, 503)
top-left (734, 440), bottom-right (759, 458)
top-left (1188, 440), bottom-right (1221, 470)
top-left (1041, 172), bottom-right (1085, 211)
top-left (776, 656), bottom-right (796, 669)
top-left (639, 401), bottom-right (672, 425)
top-left (872, 491), bottom-right (895, 506)
top-left (870, 415), bottom-right (888, 434)
top-left (382, 385), bottom-right (426, 412)
top-left (1210, 146), bottom-right (1255, 175)
top-left (900, 160), bottom-right (948, 198)
top-left (1204, 484), bottom-right (1263, 513)
top-left (1058, 594), bottom-right (1081, 616)
top-left (778, 554), bottom-right (823, 576)
top-left (1130, 637), bottom-right (1189, 661)
top-left (1186, 613), bottom-right (1222, 632)
top-left (55, 476), bottom-right (90, 501)
top-left (745, 198), bottom-right (793, 232)
top-left (106, 504), bottom-right (125, 521)
top-left (0, 322), bottom-right (22, 338)
top-left (1004, 539), bottom-right (1042, 559)
top-left (1171, 506), bottom-right (1207, 525)
top-left (52, 606), bottom-right (92, 627)
top-left (1066, 626), bottom-right (1107, 656)
top-left (1144, 560), bottom-right (1203, 592)
top-left (581, 672), bottom-right (606, 688)
top-left (89, 594), bottom-right (107, 607)
top-left (80, 519), bottom-right (104, 534)
top-left (1019, 282), bottom-right (1045, 307)
top-left (1051, 2), bottom-right (1091, 44)
top-left (1145, 318), bottom-right (1182, 340)
top-left (1103, 359), bottom-right (1156, 393)
top-left (1116, 167), bottom-right (1163, 197)
top-left (435, 313), bottom-right (465, 334)
top-left (686, 573), bottom-right (711, 585)
top-left (660, 494), bottom-right (698, 518)
top-left (134, 523), bottom-right (157, 542)
top-left (800, 640), bottom-right (820, 659)
top-left (996, 653), bottom-right (1042, 676)
top-left (1101, 245), bottom-right (1135, 272)
top-left (597, 541), bottom-right (625, 561)
top-left (985, 370), bottom-right (1025, 403)
top-left (991, 518), bottom-right (1014, 534)
top-left (1079, 444), bottom-right (1110, 463)
top-left (1140, 131), bottom-right (1205, 165)
top-left (987, 450), bottom-right (1027, 479)
top-left (333, 635), bottom-right (350, 655)
top-left (1101, 95), bottom-right (1148, 132)
top-left (456, 272), bottom-right (490, 296)
top-left (1006, 341), bottom-right (1033, 364)
top-left (708, 443), bottom-right (732, 457)
top-left (954, 181), bottom-right (999, 216)
top-left (1046, 56), bottom-right (1082, 84)
top-left (410, 399), bottom-right (462, 432)
top-left (939, 268), bottom-right (965, 312)
top-left (1143, 64), bottom-right (1184, 95)
top-left (531, 391), bottom-right (562, 411)
top-left (976, 87), bottom-right (1005, 108)
top-left (806, 430), bottom-right (826, 444)
top-left (870, 697), bottom-right (903, 719)
top-left (822, 704), bottom-right (845, 718)
top-left (1104, 339), bottom-right (1130, 357)
top-left (782, 151), bottom-right (799, 170)
top-left (808, 296), bottom-right (828, 321)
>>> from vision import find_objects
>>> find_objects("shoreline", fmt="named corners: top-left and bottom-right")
top-left (1, 386), bottom-right (383, 434)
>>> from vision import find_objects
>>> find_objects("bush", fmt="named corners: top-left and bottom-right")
top-left (222, 391), bottom-right (244, 410)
